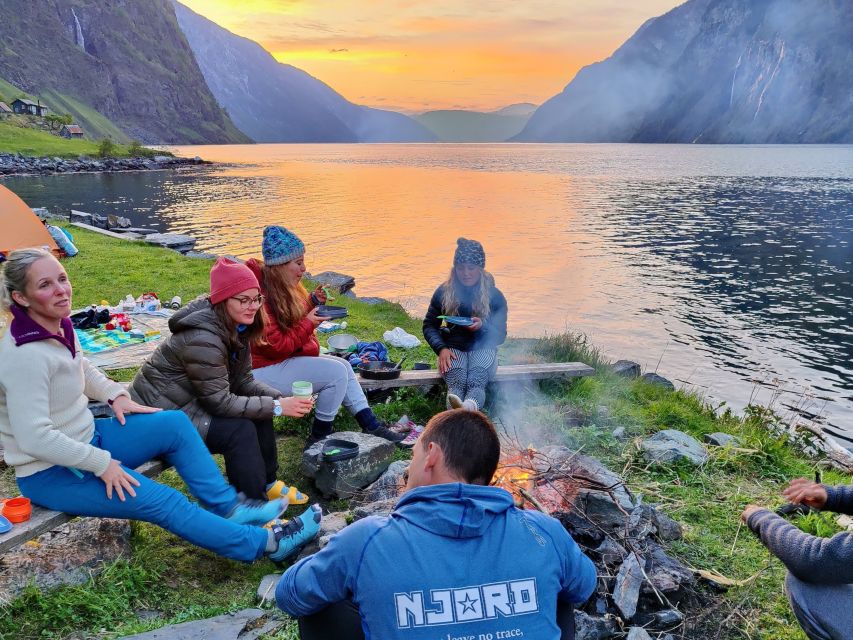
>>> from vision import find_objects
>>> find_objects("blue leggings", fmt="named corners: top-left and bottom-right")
top-left (17, 411), bottom-right (268, 563)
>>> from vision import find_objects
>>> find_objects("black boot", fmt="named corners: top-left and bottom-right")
top-left (305, 418), bottom-right (334, 451)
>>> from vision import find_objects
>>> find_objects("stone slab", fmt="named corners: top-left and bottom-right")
top-left (119, 608), bottom-right (285, 640)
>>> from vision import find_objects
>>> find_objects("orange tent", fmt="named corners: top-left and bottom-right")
top-left (0, 185), bottom-right (59, 257)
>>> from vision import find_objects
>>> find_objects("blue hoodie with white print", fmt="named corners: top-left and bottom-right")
top-left (277, 482), bottom-right (597, 639)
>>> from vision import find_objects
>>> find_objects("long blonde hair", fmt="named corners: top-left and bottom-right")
top-left (0, 248), bottom-right (54, 336)
top-left (260, 262), bottom-right (309, 331)
top-left (441, 267), bottom-right (494, 319)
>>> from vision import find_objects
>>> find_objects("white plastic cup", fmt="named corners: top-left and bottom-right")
top-left (170, 296), bottom-right (182, 309)
top-left (292, 381), bottom-right (313, 397)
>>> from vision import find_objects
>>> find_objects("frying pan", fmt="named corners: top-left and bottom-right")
top-left (357, 356), bottom-right (407, 380)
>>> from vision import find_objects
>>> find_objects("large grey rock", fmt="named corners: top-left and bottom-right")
top-left (301, 432), bottom-right (396, 499)
top-left (705, 432), bottom-right (740, 447)
top-left (643, 543), bottom-right (695, 600)
top-left (574, 611), bottom-right (620, 640)
top-left (652, 509), bottom-right (683, 542)
top-left (613, 552), bottom-right (644, 620)
top-left (298, 511), bottom-right (350, 558)
top-left (641, 430), bottom-right (708, 466)
top-left (358, 460), bottom-right (409, 504)
top-left (0, 518), bottom-right (130, 601)
top-left (144, 233), bottom-right (197, 253)
top-left (119, 608), bottom-right (285, 639)
top-left (593, 537), bottom-right (627, 567)
top-left (640, 373), bottom-right (675, 391)
top-left (309, 271), bottom-right (356, 294)
top-left (626, 628), bottom-right (653, 640)
top-left (352, 498), bottom-right (398, 520)
top-left (566, 454), bottom-right (635, 530)
top-left (256, 574), bottom-right (280, 606)
top-left (70, 209), bottom-right (93, 224)
top-left (611, 360), bottom-right (641, 378)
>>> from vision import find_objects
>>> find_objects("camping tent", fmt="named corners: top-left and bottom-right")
top-left (0, 185), bottom-right (58, 257)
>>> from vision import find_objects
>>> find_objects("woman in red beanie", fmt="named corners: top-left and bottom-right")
top-left (131, 257), bottom-right (312, 505)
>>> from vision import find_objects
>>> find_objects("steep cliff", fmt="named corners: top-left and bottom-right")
top-left (0, 0), bottom-right (249, 144)
top-left (516, 0), bottom-right (853, 143)
top-left (173, 1), bottom-right (435, 143)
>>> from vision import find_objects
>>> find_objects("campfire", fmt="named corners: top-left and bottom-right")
top-left (489, 444), bottom-right (699, 637)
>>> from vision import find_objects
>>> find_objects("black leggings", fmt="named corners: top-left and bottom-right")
top-left (205, 417), bottom-right (277, 501)
top-left (298, 599), bottom-right (575, 640)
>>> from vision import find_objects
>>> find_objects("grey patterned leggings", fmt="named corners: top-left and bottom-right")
top-left (444, 347), bottom-right (498, 410)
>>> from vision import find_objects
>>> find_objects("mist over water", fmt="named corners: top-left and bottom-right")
top-left (5, 143), bottom-right (852, 436)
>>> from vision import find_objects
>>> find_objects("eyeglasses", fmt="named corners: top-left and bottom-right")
top-left (229, 295), bottom-right (265, 309)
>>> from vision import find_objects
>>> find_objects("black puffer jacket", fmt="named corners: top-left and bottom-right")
top-left (129, 297), bottom-right (280, 439)
top-left (422, 280), bottom-right (508, 354)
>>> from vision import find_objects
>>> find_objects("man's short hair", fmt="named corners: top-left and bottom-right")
top-left (420, 410), bottom-right (501, 485)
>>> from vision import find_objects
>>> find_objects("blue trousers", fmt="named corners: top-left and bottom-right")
top-left (17, 411), bottom-right (268, 563)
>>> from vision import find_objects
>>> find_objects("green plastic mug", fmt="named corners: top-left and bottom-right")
top-left (292, 381), bottom-right (313, 397)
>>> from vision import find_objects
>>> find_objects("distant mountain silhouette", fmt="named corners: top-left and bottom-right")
top-left (415, 104), bottom-right (537, 142)
top-left (516, 0), bottom-right (853, 143)
top-left (173, 1), bottom-right (435, 143)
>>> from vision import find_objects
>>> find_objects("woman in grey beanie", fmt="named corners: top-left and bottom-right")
top-left (422, 238), bottom-right (508, 411)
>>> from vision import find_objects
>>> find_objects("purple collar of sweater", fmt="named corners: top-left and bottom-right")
top-left (9, 303), bottom-right (76, 358)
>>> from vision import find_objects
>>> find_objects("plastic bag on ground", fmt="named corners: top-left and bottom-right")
top-left (383, 327), bottom-right (421, 349)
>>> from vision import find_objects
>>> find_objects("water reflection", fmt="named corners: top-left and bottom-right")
top-left (4, 144), bottom-right (852, 435)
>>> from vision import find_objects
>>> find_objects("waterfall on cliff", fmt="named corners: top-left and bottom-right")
top-left (72, 8), bottom-right (85, 51)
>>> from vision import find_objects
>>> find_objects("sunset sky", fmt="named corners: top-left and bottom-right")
top-left (179, 0), bottom-right (682, 113)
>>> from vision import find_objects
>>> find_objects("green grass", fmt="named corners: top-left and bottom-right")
top-left (0, 118), bottom-right (159, 159)
top-left (0, 76), bottom-right (30, 104)
top-left (2, 228), bottom-right (848, 639)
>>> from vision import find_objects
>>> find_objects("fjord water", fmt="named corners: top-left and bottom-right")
top-left (6, 144), bottom-right (853, 436)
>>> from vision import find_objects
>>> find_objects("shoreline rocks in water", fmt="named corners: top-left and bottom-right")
top-left (0, 152), bottom-right (209, 177)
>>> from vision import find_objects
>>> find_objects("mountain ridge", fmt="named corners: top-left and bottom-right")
top-left (0, 0), bottom-right (248, 144)
top-left (172, 1), bottom-right (435, 143)
top-left (516, 0), bottom-right (853, 143)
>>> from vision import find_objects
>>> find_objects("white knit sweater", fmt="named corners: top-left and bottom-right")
top-left (0, 328), bottom-right (128, 478)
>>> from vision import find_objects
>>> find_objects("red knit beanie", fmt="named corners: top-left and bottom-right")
top-left (209, 257), bottom-right (259, 304)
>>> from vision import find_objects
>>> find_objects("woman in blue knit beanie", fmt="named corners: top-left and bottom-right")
top-left (246, 226), bottom-right (405, 448)
top-left (422, 238), bottom-right (508, 411)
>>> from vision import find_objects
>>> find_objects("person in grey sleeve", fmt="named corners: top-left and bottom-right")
top-left (742, 478), bottom-right (853, 640)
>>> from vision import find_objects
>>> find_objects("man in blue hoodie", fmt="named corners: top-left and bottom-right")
top-left (276, 409), bottom-right (597, 639)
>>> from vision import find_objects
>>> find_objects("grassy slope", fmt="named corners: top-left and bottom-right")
top-left (0, 76), bottom-right (29, 103)
top-left (40, 90), bottom-right (131, 143)
top-left (1, 225), bottom-right (847, 639)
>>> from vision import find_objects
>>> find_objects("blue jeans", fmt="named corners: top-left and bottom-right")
top-left (17, 411), bottom-right (268, 563)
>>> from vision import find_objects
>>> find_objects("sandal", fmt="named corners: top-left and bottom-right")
top-left (266, 481), bottom-right (309, 505)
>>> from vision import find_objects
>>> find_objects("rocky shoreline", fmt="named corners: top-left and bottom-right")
top-left (0, 152), bottom-right (209, 177)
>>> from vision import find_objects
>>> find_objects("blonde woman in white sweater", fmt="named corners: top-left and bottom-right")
top-left (0, 248), bottom-right (320, 563)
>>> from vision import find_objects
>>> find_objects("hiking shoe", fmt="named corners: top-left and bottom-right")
top-left (226, 493), bottom-right (287, 526)
top-left (366, 423), bottom-right (407, 443)
top-left (400, 423), bottom-right (425, 449)
top-left (462, 398), bottom-right (479, 412)
top-left (389, 415), bottom-right (415, 435)
top-left (447, 393), bottom-right (463, 409)
top-left (268, 504), bottom-right (322, 563)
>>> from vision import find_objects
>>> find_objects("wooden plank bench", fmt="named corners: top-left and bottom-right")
top-left (358, 362), bottom-right (595, 392)
top-left (0, 459), bottom-right (168, 555)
